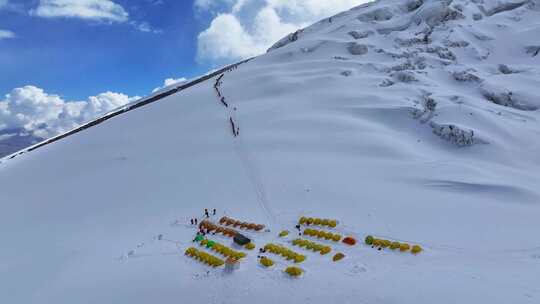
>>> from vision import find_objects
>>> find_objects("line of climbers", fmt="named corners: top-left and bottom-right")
top-left (230, 117), bottom-right (239, 137)
top-left (220, 97), bottom-right (228, 107)
top-left (214, 73), bottom-right (239, 137)
top-left (214, 74), bottom-right (224, 99)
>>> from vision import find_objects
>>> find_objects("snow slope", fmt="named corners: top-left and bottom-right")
top-left (1, 0), bottom-right (540, 303)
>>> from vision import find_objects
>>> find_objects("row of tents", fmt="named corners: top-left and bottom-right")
top-left (219, 216), bottom-right (265, 231)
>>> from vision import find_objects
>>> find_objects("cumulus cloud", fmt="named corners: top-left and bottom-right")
top-left (196, 0), bottom-right (369, 62)
top-left (194, 0), bottom-right (214, 10)
top-left (0, 86), bottom-right (139, 140)
top-left (0, 29), bottom-right (15, 40)
top-left (31, 0), bottom-right (129, 23)
top-left (198, 14), bottom-right (261, 61)
top-left (152, 77), bottom-right (188, 93)
top-left (197, 7), bottom-right (299, 61)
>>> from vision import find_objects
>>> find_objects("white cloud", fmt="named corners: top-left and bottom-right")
top-left (0, 0), bottom-right (7, 9)
top-left (266, 0), bottom-right (366, 18)
top-left (0, 86), bottom-right (139, 140)
top-left (196, 0), bottom-right (369, 62)
top-left (31, 0), bottom-right (129, 23)
top-left (152, 77), bottom-right (188, 93)
top-left (194, 0), bottom-right (214, 10)
top-left (134, 21), bottom-right (153, 32)
top-left (197, 14), bottom-right (260, 61)
top-left (195, 0), bottom-right (230, 11)
top-left (130, 21), bottom-right (161, 34)
top-left (194, 0), bottom-right (248, 12)
top-left (146, 0), bottom-right (164, 5)
top-left (0, 29), bottom-right (15, 40)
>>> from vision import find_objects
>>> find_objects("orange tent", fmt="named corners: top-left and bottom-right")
top-left (342, 237), bottom-right (356, 246)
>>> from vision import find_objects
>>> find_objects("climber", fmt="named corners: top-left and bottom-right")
top-left (190, 219), bottom-right (194, 225)
top-left (194, 218), bottom-right (198, 225)
top-left (230, 118), bottom-right (237, 137)
top-left (213, 209), bottom-right (216, 216)
top-left (205, 209), bottom-right (210, 218)
top-left (221, 97), bottom-right (228, 107)
top-left (295, 224), bottom-right (302, 236)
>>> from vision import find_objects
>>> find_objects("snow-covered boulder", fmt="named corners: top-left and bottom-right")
top-left (480, 81), bottom-right (540, 110)
top-left (430, 123), bottom-right (477, 146)
top-left (347, 42), bottom-right (369, 55)
top-left (348, 30), bottom-right (372, 39)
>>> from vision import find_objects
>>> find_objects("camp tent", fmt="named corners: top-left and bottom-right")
top-left (233, 234), bottom-right (251, 246)
top-left (342, 237), bottom-right (357, 246)
top-left (225, 257), bottom-right (240, 271)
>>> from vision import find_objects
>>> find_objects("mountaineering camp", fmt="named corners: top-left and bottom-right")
top-left (181, 211), bottom-right (423, 277)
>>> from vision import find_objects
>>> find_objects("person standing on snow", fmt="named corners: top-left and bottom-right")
top-left (204, 209), bottom-right (210, 218)
top-left (295, 224), bottom-right (302, 236)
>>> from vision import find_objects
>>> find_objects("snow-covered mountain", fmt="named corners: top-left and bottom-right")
top-left (0, 129), bottom-right (40, 158)
top-left (1, 0), bottom-right (540, 303)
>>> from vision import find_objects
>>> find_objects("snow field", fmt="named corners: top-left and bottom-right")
top-left (1, 0), bottom-right (540, 303)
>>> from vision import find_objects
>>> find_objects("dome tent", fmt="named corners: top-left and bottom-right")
top-left (342, 237), bottom-right (356, 246)
top-left (285, 266), bottom-right (303, 277)
top-left (233, 233), bottom-right (251, 246)
top-left (333, 253), bottom-right (345, 262)
top-left (260, 257), bottom-right (274, 267)
top-left (225, 257), bottom-right (240, 272)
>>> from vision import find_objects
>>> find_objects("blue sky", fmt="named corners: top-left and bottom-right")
top-left (0, 0), bottom-right (215, 100)
top-left (0, 0), bottom-right (366, 147)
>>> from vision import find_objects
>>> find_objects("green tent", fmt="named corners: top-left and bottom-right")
top-left (233, 234), bottom-right (251, 246)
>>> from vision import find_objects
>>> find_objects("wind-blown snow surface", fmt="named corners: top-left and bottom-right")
top-left (2, 0), bottom-right (540, 303)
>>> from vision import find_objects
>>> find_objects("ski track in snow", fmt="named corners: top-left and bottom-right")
top-left (233, 137), bottom-right (276, 225)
